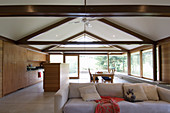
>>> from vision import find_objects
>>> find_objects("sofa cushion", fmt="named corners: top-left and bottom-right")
top-left (63, 98), bottom-right (97, 113)
top-left (124, 84), bottom-right (148, 101)
top-left (79, 85), bottom-right (101, 101)
top-left (118, 101), bottom-right (170, 113)
top-left (96, 83), bottom-right (123, 98)
top-left (158, 87), bottom-right (170, 103)
top-left (69, 83), bottom-right (94, 98)
top-left (142, 84), bottom-right (159, 101)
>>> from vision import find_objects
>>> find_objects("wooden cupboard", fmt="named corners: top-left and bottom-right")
top-left (1, 41), bottom-right (46, 96)
top-left (43, 63), bottom-right (69, 92)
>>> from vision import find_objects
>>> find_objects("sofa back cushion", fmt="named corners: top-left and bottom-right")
top-left (69, 83), bottom-right (94, 98)
top-left (96, 83), bottom-right (123, 98)
top-left (157, 87), bottom-right (170, 103)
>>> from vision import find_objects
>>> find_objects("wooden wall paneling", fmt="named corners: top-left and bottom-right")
top-left (161, 42), bottom-right (170, 83)
top-left (0, 40), bottom-right (3, 98)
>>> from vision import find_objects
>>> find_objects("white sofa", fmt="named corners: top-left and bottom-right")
top-left (54, 83), bottom-right (170, 113)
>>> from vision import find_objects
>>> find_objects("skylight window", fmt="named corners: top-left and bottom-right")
top-left (69, 34), bottom-right (100, 42)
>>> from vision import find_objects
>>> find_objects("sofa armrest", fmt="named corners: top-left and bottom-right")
top-left (157, 87), bottom-right (170, 103)
top-left (54, 85), bottom-right (69, 113)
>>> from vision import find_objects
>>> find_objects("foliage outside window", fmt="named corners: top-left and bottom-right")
top-left (131, 52), bottom-right (140, 76)
top-left (50, 55), bottom-right (63, 63)
top-left (109, 55), bottom-right (127, 73)
top-left (143, 49), bottom-right (153, 79)
top-left (80, 55), bottom-right (108, 72)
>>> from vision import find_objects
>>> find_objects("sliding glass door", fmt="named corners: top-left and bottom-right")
top-left (65, 55), bottom-right (79, 79)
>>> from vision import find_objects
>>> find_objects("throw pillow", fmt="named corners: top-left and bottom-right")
top-left (142, 84), bottom-right (159, 101)
top-left (79, 85), bottom-right (101, 101)
top-left (124, 84), bottom-right (148, 101)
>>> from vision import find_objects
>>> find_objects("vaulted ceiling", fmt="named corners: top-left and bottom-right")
top-left (0, 0), bottom-right (170, 53)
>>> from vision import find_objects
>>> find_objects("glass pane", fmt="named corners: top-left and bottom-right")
top-left (109, 54), bottom-right (127, 73)
top-left (131, 52), bottom-right (140, 76)
top-left (80, 55), bottom-right (108, 73)
top-left (65, 56), bottom-right (78, 78)
top-left (50, 55), bottom-right (63, 63)
top-left (143, 49), bottom-right (153, 79)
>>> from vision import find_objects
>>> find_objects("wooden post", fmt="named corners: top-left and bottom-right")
top-left (153, 44), bottom-right (157, 81)
top-left (78, 54), bottom-right (80, 79)
top-left (140, 50), bottom-right (143, 77)
top-left (158, 45), bottom-right (162, 81)
top-left (108, 54), bottom-right (110, 72)
top-left (127, 51), bottom-right (131, 75)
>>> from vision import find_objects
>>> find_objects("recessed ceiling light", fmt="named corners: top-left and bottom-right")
top-left (56, 35), bottom-right (58, 37)
top-left (113, 35), bottom-right (116, 37)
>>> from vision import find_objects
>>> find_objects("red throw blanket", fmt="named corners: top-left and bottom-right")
top-left (95, 96), bottom-right (124, 113)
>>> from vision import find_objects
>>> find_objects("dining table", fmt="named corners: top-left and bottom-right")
top-left (92, 73), bottom-right (114, 83)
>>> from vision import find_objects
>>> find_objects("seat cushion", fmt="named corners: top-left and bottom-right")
top-left (64, 98), bottom-right (97, 113)
top-left (118, 101), bottom-right (170, 113)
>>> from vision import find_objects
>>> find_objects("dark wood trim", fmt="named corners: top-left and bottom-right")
top-left (63, 53), bottom-right (123, 55)
top-left (17, 18), bottom-right (75, 43)
top-left (107, 54), bottom-right (110, 72)
top-left (78, 54), bottom-right (80, 79)
top-left (158, 45), bottom-right (162, 81)
top-left (42, 45), bottom-right (56, 52)
top-left (130, 45), bottom-right (152, 52)
top-left (152, 44), bottom-right (157, 81)
top-left (113, 45), bottom-right (128, 51)
top-left (157, 36), bottom-right (170, 45)
top-left (0, 35), bottom-right (15, 43)
top-left (85, 31), bottom-right (107, 42)
top-left (20, 45), bottom-right (42, 52)
top-left (47, 50), bottom-right (127, 52)
top-left (18, 41), bottom-right (153, 45)
top-left (140, 50), bottom-right (143, 77)
top-left (98, 19), bottom-right (154, 43)
top-left (85, 31), bottom-right (128, 51)
top-left (0, 5), bottom-right (170, 17)
top-left (61, 31), bottom-right (84, 42)
top-left (127, 51), bottom-right (131, 75)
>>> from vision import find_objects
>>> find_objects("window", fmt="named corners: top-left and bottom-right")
top-left (80, 55), bottom-right (108, 73)
top-left (109, 54), bottom-right (127, 73)
top-left (131, 52), bottom-right (140, 76)
top-left (143, 49), bottom-right (153, 79)
top-left (50, 54), bottom-right (63, 63)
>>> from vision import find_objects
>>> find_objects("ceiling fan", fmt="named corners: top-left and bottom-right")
top-left (72, 17), bottom-right (101, 27)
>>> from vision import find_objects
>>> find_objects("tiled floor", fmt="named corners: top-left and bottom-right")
top-left (0, 73), bottom-right (129, 113)
top-left (0, 82), bottom-right (55, 113)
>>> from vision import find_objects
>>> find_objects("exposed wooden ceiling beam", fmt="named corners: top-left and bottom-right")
top-left (0, 35), bottom-right (16, 43)
top-left (98, 19), bottom-right (154, 43)
top-left (41, 31), bottom-right (85, 51)
top-left (47, 50), bottom-right (127, 52)
top-left (84, 31), bottom-right (128, 51)
top-left (17, 41), bottom-right (153, 45)
top-left (156, 36), bottom-right (170, 45)
top-left (0, 5), bottom-right (170, 17)
top-left (113, 45), bottom-right (129, 51)
top-left (41, 45), bottom-right (56, 52)
top-left (61, 31), bottom-right (85, 42)
top-left (17, 18), bottom-right (75, 43)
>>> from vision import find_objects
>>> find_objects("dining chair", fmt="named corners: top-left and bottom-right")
top-left (102, 68), bottom-right (115, 83)
top-left (88, 68), bottom-right (99, 83)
